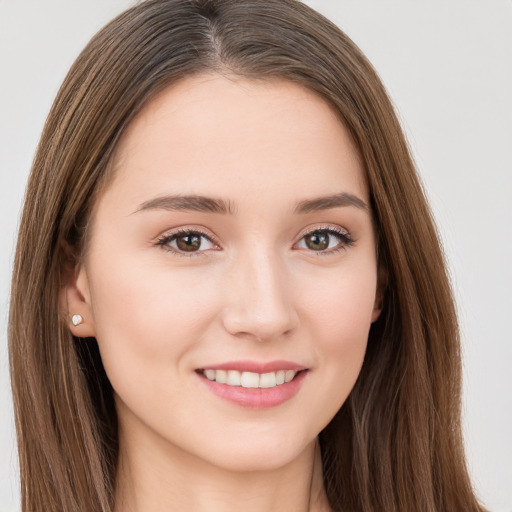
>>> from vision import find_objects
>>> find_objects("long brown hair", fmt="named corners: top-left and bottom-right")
top-left (9, 1), bottom-right (483, 510)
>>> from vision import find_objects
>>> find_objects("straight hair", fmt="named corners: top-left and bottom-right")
top-left (9, 0), bottom-right (484, 510)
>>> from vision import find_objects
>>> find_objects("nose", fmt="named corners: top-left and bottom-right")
top-left (221, 249), bottom-right (299, 342)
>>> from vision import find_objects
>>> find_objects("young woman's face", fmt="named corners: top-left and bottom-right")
top-left (70, 75), bottom-right (381, 472)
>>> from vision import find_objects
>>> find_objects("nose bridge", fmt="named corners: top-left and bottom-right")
top-left (222, 244), bottom-right (297, 341)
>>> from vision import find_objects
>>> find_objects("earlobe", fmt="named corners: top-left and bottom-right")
top-left (58, 242), bottom-right (96, 337)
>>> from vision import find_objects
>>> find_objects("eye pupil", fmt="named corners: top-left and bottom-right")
top-left (176, 234), bottom-right (201, 252)
top-left (305, 231), bottom-right (329, 251)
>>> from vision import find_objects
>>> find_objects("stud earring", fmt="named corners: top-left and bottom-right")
top-left (71, 314), bottom-right (83, 326)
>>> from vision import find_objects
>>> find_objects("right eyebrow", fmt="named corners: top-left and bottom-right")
top-left (132, 195), bottom-right (235, 215)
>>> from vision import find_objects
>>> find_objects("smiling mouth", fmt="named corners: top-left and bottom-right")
top-left (197, 369), bottom-right (304, 389)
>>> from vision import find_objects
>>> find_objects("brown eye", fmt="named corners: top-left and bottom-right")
top-left (304, 231), bottom-right (329, 251)
top-left (175, 233), bottom-right (202, 252)
top-left (296, 228), bottom-right (353, 253)
top-left (158, 230), bottom-right (217, 254)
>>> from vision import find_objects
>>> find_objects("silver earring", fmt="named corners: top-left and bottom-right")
top-left (71, 314), bottom-right (83, 326)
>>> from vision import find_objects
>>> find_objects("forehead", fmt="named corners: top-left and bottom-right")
top-left (103, 73), bottom-right (367, 213)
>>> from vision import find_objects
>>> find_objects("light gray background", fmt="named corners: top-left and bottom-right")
top-left (1, 1), bottom-right (510, 511)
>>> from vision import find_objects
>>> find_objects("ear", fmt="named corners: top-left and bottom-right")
top-left (371, 265), bottom-right (387, 323)
top-left (59, 242), bottom-right (97, 337)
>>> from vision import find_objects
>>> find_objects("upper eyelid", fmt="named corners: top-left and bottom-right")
top-left (156, 226), bottom-right (218, 243)
top-left (296, 224), bottom-right (350, 237)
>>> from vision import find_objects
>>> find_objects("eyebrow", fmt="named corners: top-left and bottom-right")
top-left (133, 192), bottom-right (368, 215)
top-left (294, 192), bottom-right (368, 214)
top-left (133, 195), bottom-right (234, 215)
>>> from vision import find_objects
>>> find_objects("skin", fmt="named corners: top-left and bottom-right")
top-left (65, 74), bottom-right (382, 512)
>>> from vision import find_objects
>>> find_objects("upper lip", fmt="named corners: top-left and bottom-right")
top-left (197, 360), bottom-right (308, 373)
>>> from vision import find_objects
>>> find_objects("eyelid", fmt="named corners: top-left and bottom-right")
top-left (295, 223), bottom-right (351, 240)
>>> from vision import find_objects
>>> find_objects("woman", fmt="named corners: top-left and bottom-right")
top-left (8, 0), bottom-right (485, 510)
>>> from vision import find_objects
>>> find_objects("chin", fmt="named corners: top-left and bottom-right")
top-left (193, 431), bottom-right (315, 473)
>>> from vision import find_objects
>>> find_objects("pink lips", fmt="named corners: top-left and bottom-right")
top-left (199, 360), bottom-right (308, 373)
top-left (196, 360), bottom-right (309, 409)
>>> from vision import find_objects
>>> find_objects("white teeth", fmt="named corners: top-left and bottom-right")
top-left (204, 369), bottom-right (216, 381)
top-left (226, 370), bottom-right (241, 386)
top-left (240, 371), bottom-right (259, 388)
top-left (202, 369), bottom-right (300, 388)
top-left (259, 372), bottom-right (276, 388)
top-left (215, 369), bottom-right (227, 384)
top-left (284, 370), bottom-right (296, 383)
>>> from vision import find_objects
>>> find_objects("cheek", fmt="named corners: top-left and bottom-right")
top-left (298, 260), bottom-right (377, 413)
top-left (85, 250), bottom-right (221, 389)
top-left (299, 255), bottom-right (377, 341)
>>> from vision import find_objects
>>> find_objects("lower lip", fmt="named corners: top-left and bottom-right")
top-left (197, 370), bottom-right (308, 409)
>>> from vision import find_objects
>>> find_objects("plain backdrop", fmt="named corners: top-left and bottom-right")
top-left (0, 1), bottom-right (510, 511)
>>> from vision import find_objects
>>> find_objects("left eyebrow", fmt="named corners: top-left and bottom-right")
top-left (294, 192), bottom-right (368, 214)
top-left (133, 195), bottom-right (235, 215)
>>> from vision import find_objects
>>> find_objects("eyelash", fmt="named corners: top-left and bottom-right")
top-left (155, 226), bottom-right (355, 258)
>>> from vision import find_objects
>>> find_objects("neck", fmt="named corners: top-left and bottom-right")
top-left (114, 429), bottom-right (330, 512)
